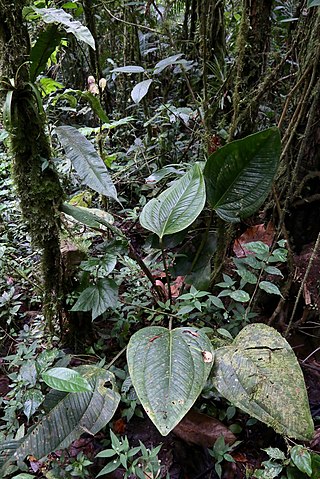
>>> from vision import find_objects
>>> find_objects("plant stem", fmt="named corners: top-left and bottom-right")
top-left (160, 238), bottom-right (172, 306)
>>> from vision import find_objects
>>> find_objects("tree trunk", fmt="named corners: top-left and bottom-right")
top-left (0, 0), bottom-right (64, 326)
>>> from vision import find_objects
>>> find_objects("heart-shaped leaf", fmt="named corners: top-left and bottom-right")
top-left (127, 326), bottom-right (214, 436)
top-left (204, 128), bottom-right (281, 222)
top-left (212, 324), bottom-right (314, 441)
top-left (140, 164), bottom-right (206, 239)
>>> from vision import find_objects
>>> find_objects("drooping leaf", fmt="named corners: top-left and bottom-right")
top-left (0, 367), bottom-right (119, 473)
top-left (112, 65), bottom-right (145, 73)
top-left (290, 446), bottom-right (312, 476)
top-left (140, 164), bottom-right (206, 239)
top-left (42, 368), bottom-right (93, 393)
top-left (30, 25), bottom-right (62, 81)
top-left (154, 54), bottom-right (184, 74)
top-left (34, 8), bottom-right (95, 49)
top-left (212, 323), bottom-right (314, 441)
top-left (80, 91), bottom-right (109, 124)
top-left (56, 126), bottom-right (118, 201)
top-left (71, 278), bottom-right (118, 320)
top-left (131, 79), bottom-right (153, 104)
top-left (204, 128), bottom-right (281, 222)
top-left (62, 203), bottom-right (119, 235)
top-left (127, 326), bottom-right (214, 436)
top-left (307, 0), bottom-right (320, 7)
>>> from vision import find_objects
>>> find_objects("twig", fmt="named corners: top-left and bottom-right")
top-left (106, 346), bottom-right (127, 370)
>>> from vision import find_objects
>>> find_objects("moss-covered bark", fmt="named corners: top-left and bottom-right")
top-left (0, 0), bottom-right (64, 325)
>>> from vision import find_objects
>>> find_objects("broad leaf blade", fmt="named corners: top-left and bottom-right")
top-left (34, 8), bottom-right (95, 49)
top-left (71, 278), bottom-right (118, 320)
top-left (30, 25), bottom-right (62, 81)
top-left (212, 324), bottom-right (314, 441)
top-left (204, 128), bottom-right (281, 222)
top-left (9, 367), bottom-right (119, 468)
top-left (127, 326), bottom-right (214, 436)
top-left (56, 126), bottom-right (118, 201)
top-left (131, 79), bottom-right (153, 104)
top-left (42, 368), bottom-right (93, 393)
top-left (140, 164), bottom-right (206, 239)
top-left (112, 66), bottom-right (145, 73)
top-left (307, 0), bottom-right (320, 7)
top-left (154, 54), bottom-right (184, 74)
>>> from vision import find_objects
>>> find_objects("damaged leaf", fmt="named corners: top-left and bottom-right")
top-left (212, 324), bottom-right (314, 441)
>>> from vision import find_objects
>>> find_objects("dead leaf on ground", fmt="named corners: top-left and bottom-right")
top-left (233, 223), bottom-right (275, 258)
top-left (173, 409), bottom-right (236, 448)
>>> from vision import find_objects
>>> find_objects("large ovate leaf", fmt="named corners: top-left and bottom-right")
top-left (212, 324), bottom-right (314, 441)
top-left (0, 367), bottom-right (119, 473)
top-left (71, 278), bottom-right (118, 320)
top-left (127, 326), bottom-right (214, 436)
top-left (30, 25), bottom-right (62, 81)
top-left (204, 128), bottom-right (281, 222)
top-left (34, 8), bottom-right (95, 49)
top-left (56, 126), bottom-right (118, 201)
top-left (140, 164), bottom-right (206, 239)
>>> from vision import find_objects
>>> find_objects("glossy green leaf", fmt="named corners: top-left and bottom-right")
top-left (30, 25), bottom-right (62, 81)
top-left (204, 128), bottom-right (281, 222)
top-left (23, 390), bottom-right (44, 421)
top-left (42, 368), bottom-right (93, 393)
top-left (290, 446), bottom-right (312, 476)
top-left (56, 126), bottom-right (118, 201)
top-left (307, 0), bottom-right (320, 7)
top-left (0, 367), bottom-right (120, 473)
top-left (34, 8), bottom-right (95, 49)
top-left (259, 281), bottom-right (283, 297)
top-left (127, 326), bottom-right (214, 436)
top-left (131, 79), bottom-right (153, 104)
top-left (212, 324), bottom-right (314, 441)
top-left (140, 164), bottom-right (206, 239)
top-left (97, 459), bottom-right (121, 477)
top-left (71, 278), bottom-right (118, 320)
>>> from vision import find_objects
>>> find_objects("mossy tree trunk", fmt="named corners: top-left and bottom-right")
top-left (0, 0), bottom-right (64, 327)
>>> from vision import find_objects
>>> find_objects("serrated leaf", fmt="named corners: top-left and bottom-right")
top-left (140, 164), bottom-right (206, 239)
top-left (204, 128), bottom-right (281, 222)
top-left (56, 126), bottom-right (118, 201)
top-left (154, 54), bottom-right (184, 74)
top-left (71, 278), bottom-right (118, 320)
top-left (1, 367), bottom-right (119, 473)
top-left (212, 323), bottom-right (314, 441)
top-left (30, 25), bottom-right (62, 81)
top-left (290, 446), bottom-right (312, 476)
top-left (112, 65), bottom-right (145, 73)
top-left (34, 8), bottom-right (95, 49)
top-left (307, 0), bottom-right (320, 7)
top-left (127, 326), bottom-right (214, 436)
top-left (259, 281), bottom-right (283, 297)
top-left (42, 368), bottom-right (93, 393)
top-left (131, 79), bottom-right (153, 104)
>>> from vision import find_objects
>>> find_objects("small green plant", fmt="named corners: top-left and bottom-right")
top-left (96, 431), bottom-right (162, 479)
top-left (65, 452), bottom-right (93, 478)
top-left (252, 445), bottom-right (320, 479)
top-left (208, 436), bottom-right (241, 478)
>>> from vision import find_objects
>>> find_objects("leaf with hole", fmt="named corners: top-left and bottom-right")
top-left (56, 126), bottom-right (118, 201)
top-left (204, 128), bottom-right (281, 222)
top-left (34, 8), bottom-right (95, 49)
top-left (212, 323), bottom-right (314, 441)
top-left (42, 368), bottom-right (93, 393)
top-left (140, 164), bottom-right (206, 239)
top-left (0, 367), bottom-right (120, 473)
top-left (127, 326), bottom-right (214, 436)
top-left (131, 79), bottom-right (153, 104)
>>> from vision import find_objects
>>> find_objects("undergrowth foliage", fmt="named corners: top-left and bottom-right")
top-left (0, 2), bottom-right (319, 478)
